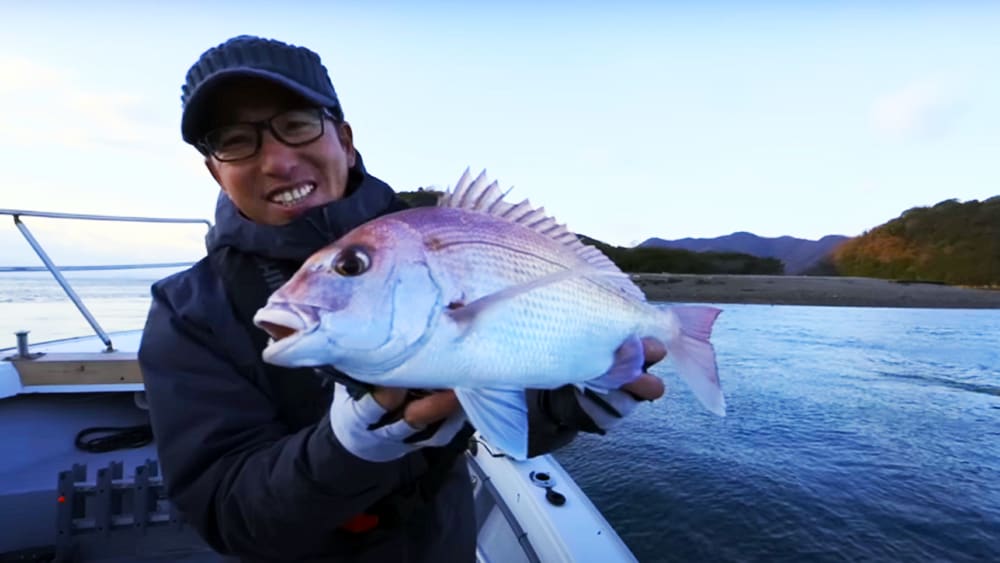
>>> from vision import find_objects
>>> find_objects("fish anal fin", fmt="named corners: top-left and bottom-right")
top-left (454, 387), bottom-right (528, 460)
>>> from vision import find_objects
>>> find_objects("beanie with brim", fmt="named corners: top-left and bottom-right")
top-left (180, 35), bottom-right (343, 147)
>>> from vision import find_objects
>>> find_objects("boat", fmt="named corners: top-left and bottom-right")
top-left (0, 208), bottom-right (638, 562)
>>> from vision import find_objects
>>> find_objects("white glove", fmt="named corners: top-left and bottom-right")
top-left (328, 383), bottom-right (468, 462)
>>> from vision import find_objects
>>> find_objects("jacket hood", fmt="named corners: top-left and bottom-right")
top-left (204, 152), bottom-right (397, 262)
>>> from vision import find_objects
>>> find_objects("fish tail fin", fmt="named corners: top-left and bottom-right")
top-left (661, 306), bottom-right (726, 416)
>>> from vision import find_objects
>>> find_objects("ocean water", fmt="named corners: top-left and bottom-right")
top-left (0, 272), bottom-right (178, 347)
top-left (1, 274), bottom-right (998, 561)
top-left (557, 304), bottom-right (1000, 562)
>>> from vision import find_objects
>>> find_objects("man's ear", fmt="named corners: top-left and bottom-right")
top-left (204, 157), bottom-right (227, 194)
top-left (337, 121), bottom-right (357, 168)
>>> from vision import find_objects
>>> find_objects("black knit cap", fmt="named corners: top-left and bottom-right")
top-left (180, 35), bottom-right (343, 146)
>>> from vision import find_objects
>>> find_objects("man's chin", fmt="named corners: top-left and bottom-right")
top-left (264, 201), bottom-right (314, 225)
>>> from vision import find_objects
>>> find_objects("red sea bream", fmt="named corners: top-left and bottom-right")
top-left (253, 169), bottom-right (725, 459)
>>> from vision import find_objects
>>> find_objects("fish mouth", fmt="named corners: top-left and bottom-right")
top-left (253, 304), bottom-right (320, 363)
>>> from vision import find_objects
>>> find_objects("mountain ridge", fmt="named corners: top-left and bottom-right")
top-left (640, 232), bottom-right (849, 274)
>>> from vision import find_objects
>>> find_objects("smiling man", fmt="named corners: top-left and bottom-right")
top-left (138, 35), bottom-right (665, 562)
top-left (196, 78), bottom-right (355, 225)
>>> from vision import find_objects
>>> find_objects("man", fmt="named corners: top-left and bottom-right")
top-left (139, 35), bottom-right (665, 562)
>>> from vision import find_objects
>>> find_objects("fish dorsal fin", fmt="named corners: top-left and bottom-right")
top-left (440, 168), bottom-right (645, 301)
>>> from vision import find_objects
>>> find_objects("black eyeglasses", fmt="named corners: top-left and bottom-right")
top-left (198, 107), bottom-right (337, 162)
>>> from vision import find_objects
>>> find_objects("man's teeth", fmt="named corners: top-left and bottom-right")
top-left (270, 183), bottom-right (316, 206)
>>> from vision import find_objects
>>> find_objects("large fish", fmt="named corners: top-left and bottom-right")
top-left (253, 169), bottom-right (725, 459)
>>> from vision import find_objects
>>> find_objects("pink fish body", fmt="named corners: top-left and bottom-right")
top-left (254, 170), bottom-right (724, 459)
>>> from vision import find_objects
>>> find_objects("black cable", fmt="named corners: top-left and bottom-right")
top-left (473, 438), bottom-right (509, 458)
top-left (74, 424), bottom-right (153, 453)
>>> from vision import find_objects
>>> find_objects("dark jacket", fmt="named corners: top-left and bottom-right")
top-left (138, 160), bottom-right (477, 562)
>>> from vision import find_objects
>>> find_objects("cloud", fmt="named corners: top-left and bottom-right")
top-left (0, 55), bottom-right (174, 151)
top-left (871, 78), bottom-right (965, 140)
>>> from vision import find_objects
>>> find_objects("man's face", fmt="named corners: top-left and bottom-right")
top-left (203, 79), bottom-right (356, 226)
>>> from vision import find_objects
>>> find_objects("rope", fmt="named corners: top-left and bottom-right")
top-left (74, 424), bottom-right (153, 453)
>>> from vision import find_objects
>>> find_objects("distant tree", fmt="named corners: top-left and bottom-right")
top-left (398, 188), bottom-right (442, 208)
top-left (801, 256), bottom-right (838, 276)
top-left (579, 235), bottom-right (783, 275)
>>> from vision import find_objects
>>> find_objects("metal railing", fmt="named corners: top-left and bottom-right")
top-left (1, 209), bottom-right (212, 352)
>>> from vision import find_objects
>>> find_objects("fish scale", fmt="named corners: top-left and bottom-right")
top-left (413, 217), bottom-right (648, 386)
top-left (414, 247), bottom-right (648, 386)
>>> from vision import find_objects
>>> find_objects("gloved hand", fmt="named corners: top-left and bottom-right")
top-left (525, 337), bottom-right (667, 456)
top-left (577, 336), bottom-right (667, 430)
top-left (329, 383), bottom-right (468, 462)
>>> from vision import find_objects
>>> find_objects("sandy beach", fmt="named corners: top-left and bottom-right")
top-left (632, 274), bottom-right (1000, 309)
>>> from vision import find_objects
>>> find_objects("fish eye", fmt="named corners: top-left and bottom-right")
top-left (333, 247), bottom-right (371, 276)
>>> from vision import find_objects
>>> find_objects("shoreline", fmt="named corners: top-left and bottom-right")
top-left (631, 273), bottom-right (1000, 309)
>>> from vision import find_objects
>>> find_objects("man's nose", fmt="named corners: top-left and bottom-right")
top-left (258, 130), bottom-right (297, 176)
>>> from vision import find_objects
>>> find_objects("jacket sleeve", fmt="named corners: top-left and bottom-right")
top-left (138, 272), bottom-right (421, 560)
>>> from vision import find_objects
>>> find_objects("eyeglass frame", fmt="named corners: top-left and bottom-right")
top-left (196, 107), bottom-right (340, 162)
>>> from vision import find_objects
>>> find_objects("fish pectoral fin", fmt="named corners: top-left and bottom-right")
top-left (446, 265), bottom-right (593, 326)
top-left (454, 387), bottom-right (528, 460)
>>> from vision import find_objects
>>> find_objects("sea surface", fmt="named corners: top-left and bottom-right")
top-left (0, 272), bottom-right (178, 346)
top-left (1, 273), bottom-right (998, 562)
top-left (559, 303), bottom-right (1000, 562)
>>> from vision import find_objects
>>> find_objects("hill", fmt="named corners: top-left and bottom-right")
top-left (640, 232), bottom-right (849, 274)
top-left (830, 197), bottom-right (1000, 286)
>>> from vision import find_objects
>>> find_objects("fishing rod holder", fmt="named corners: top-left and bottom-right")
top-left (55, 460), bottom-right (185, 560)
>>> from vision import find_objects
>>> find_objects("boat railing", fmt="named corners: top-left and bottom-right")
top-left (0, 209), bottom-right (211, 352)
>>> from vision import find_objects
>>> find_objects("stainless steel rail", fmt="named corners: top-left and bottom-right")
top-left (0, 263), bottom-right (196, 273)
top-left (0, 208), bottom-right (212, 227)
top-left (1, 209), bottom-right (212, 352)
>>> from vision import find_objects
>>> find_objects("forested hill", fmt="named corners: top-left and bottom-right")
top-left (395, 189), bottom-right (783, 275)
top-left (830, 197), bottom-right (1000, 286)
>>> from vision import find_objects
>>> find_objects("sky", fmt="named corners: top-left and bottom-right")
top-left (1, 0), bottom-right (998, 267)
